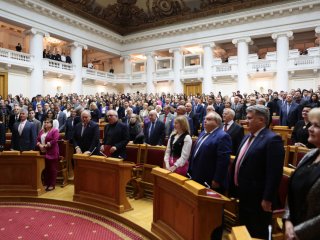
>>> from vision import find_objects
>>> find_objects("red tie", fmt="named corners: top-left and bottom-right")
top-left (234, 135), bottom-right (254, 186)
top-left (163, 115), bottom-right (167, 124)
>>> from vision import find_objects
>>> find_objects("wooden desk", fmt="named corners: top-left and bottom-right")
top-left (0, 151), bottom-right (45, 196)
top-left (73, 154), bottom-right (134, 213)
top-left (227, 226), bottom-right (262, 240)
top-left (151, 168), bottom-right (230, 240)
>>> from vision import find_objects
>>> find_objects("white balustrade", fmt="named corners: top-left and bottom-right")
top-left (248, 60), bottom-right (277, 73)
top-left (307, 47), bottom-right (320, 56)
top-left (212, 63), bottom-right (238, 77)
top-left (288, 55), bottom-right (320, 71)
top-left (181, 66), bottom-right (203, 79)
top-left (43, 59), bottom-right (73, 75)
top-left (0, 47), bottom-right (33, 68)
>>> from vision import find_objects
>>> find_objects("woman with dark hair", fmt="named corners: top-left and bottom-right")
top-left (45, 110), bottom-right (59, 130)
top-left (37, 118), bottom-right (59, 191)
top-left (308, 93), bottom-right (320, 108)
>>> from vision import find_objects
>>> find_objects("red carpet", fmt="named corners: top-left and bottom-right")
top-left (0, 202), bottom-right (146, 240)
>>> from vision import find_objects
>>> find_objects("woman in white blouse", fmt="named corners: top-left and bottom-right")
top-left (44, 110), bottom-right (59, 130)
top-left (164, 115), bottom-right (192, 176)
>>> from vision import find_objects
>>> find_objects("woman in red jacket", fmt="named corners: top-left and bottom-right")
top-left (37, 118), bottom-right (59, 191)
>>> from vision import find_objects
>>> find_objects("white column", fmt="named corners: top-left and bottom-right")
top-left (169, 48), bottom-right (183, 94)
top-left (25, 28), bottom-right (48, 98)
top-left (272, 31), bottom-right (293, 92)
top-left (70, 42), bottom-right (87, 94)
top-left (202, 43), bottom-right (215, 94)
top-left (232, 37), bottom-right (252, 93)
top-left (146, 52), bottom-right (155, 94)
top-left (123, 55), bottom-right (131, 75)
top-left (315, 26), bottom-right (320, 39)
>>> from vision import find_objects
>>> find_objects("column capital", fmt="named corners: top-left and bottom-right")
top-left (201, 42), bottom-right (215, 49)
top-left (145, 52), bottom-right (155, 58)
top-left (120, 55), bottom-right (131, 61)
top-left (271, 31), bottom-right (294, 41)
top-left (70, 42), bottom-right (88, 50)
top-left (169, 48), bottom-right (181, 54)
top-left (232, 37), bottom-right (252, 46)
top-left (24, 28), bottom-right (49, 37)
top-left (315, 26), bottom-right (320, 37)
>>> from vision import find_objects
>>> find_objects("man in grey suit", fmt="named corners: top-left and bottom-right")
top-left (54, 104), bottom-right (67, 132)
top-left (28, 110), bottom-right (41, 136)
top-left (11, 109), bottom-right (36, 151)
top-left (231, 96), bottom-right (243, 121)
top-left (158, 105), bottom-right (174, 137)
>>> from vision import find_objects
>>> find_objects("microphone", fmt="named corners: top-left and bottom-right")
top-left (288, 164), bottom-right (297, 169)
top-left (89, 147), bottom-right (96, 156)
top-left (186, 173), bottom-right (192, 179)
top-left (204, 182), bottom-right (211, 189)
top-left (268, 225), bottom-right (272, 240)
top-left (100, 151), bottom-right (108, 158)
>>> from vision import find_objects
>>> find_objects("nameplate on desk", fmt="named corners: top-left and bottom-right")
top-left (206, 189), bottom-right (222, 199)
top-left (183, 180), bottom-right (206, 195)
top-left (151, 167), bottom-right (171, 177)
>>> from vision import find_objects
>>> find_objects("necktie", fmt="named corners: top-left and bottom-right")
top-left (234, 134), bottom-right (255, 186)
top-left (287, 104), bottom-right (291, 114)
top-left (224, 123), bottom-right (228, 132)
top-left (149, 122), bottom-right (155, 138)
top-left (81, 124), bottom-right (87, 137)
top-left (194, 132), bottom-right (209, 157)
top-left (163, 115), bottom-right (167, 124)
top-left (18, 122), bottom-right (23, 135)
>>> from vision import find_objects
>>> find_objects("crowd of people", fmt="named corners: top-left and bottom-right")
top-left (43, 49), bottom-right (72, 63)
top-left (0, 87), bottom-right (320, 239)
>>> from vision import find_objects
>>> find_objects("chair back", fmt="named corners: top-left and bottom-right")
top-left (142, 145), bottom-right (166, 167)
top-left (126, 143), bottom-right (141, 164)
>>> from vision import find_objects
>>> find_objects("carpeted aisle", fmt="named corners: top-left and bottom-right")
top-left (0, 202), bottom-right (147, 240)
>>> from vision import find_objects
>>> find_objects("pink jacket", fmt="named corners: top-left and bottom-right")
top-left (37, 128), bottom-right (59, 160)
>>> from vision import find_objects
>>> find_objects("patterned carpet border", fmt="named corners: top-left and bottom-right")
top-left (0, 201), bottom-right (150, 240)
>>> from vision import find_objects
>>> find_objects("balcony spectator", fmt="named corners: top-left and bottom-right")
top-left (61, 52), bottom-right (66, 62)
top-left (66, 55), bottom-right (72, 63)
top-left (55, 51), bottom-right (61, 61)
top-left (43, 49), bottom-right (47, 58)
top-left (88, 61), bottom-right (94, 69)
top-left (15, 43), bottom-right (22, 52)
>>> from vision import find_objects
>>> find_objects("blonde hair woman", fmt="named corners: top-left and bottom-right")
top-left (164, 115), bottom-right (192, 176)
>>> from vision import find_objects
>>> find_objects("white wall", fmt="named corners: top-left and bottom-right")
top-left (44, 77), bottom-right (72, 96)
top-left (212, 80), bottom-right (237, 97)
top-left (8, 71), bottom-right (30, 97)
top-left (249, 76), bottom-right (275, 94)
top-left (83, 83), bottom-right (120, 95)
top-left (289, 78), bottom-right (319, 91)
top-left (154, 81), bottom-right (173, 94)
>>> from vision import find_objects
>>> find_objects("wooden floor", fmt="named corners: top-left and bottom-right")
top-left (39, 184), bottom-right (154, 231)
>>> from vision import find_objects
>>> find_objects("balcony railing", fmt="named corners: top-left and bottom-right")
top-left (212, 63), bottom-right (238, 77)
top-left (154, 69), bottom-right (174, 80)
top-left (181, 66), bottom-right (203, 79)
top-left (0, 47), bottom-right (33, 68)
top-left (82, 69), bottom-right (146, 84)
top-left (288, 55), bottom-right (320, 71)
top-left (248, 60), bottom-right (277, 73)
top-left (43, 59), bottom-right (74, 75)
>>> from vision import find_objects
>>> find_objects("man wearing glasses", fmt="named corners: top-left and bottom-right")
top-left (100, 110), bottom-right (129, 159)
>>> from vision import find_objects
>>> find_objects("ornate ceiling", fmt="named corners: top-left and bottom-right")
top-left (44, 0), bottom-right (288, 36)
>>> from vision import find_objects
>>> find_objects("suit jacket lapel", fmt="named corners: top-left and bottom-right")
top-left (227, 123), bottom-right (236, 135)
top-left (241, 129), bottom-right (266, 164)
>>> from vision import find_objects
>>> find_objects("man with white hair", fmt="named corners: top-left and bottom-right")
top-left (222, 108), bottom-right (244, 155)
top-left (73, 110), bottom-right (100, 155)
top-left (101, 110), bottom-right (129, 159)
top-left (144, 110), bottom-right (165, 145)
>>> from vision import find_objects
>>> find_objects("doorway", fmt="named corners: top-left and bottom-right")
top-left (0, 72), bottom-right (8, 99)
top-left (184, 83), bottom-right (202, 96)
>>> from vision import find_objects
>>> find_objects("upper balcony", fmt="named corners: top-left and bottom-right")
top-left (43, 59), bottom-right (74, 78)
top-left (212, 56), bottom-right (238, 79)
top-left (0, 48), bottom-right (33, 71)
top-left (154, 57), bottom-right (174, 81)
top-left (288, 47), bottom-right (320, 73)
top-left (82, 68), bottom-right (146, 85)
top-left (247, 52), bottom-right (277, 76)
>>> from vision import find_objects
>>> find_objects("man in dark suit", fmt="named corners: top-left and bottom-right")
top-left (73, 110), bottom-right (100, 155)
top-left (35, 104), bottom-right (46, 124)
top-left (101, 110), bottom-right (129, 159)
top-left (169, 105), bottom-right (194, 136)
top-left (222, 108), bottom-right (244, 155)
top-left (186, 102), bottom-right (199, 136)
top-left (193, 97), bottom-right (204, 124)
top-left (8, 104), bottom-right (21, 132)
top-left (65, 108), bottom-right (80, 144)
top-left (280, 94), bottom-right (299, 128)
top-left (214, 97), bottom-right (225, 117)
top-left (144, 110), bottom-right (165, 146)
top-left (230, 105), bottom-right (284, 239)
top-left (54, 103), bottom-right (67, 132)
top-left (188, 111), bottom-right (232, 240)
top-left (11, 109), bottom-right (36, 151)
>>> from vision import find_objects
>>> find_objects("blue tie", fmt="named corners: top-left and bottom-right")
top-left (149, 122), bottom-right (155, 138)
